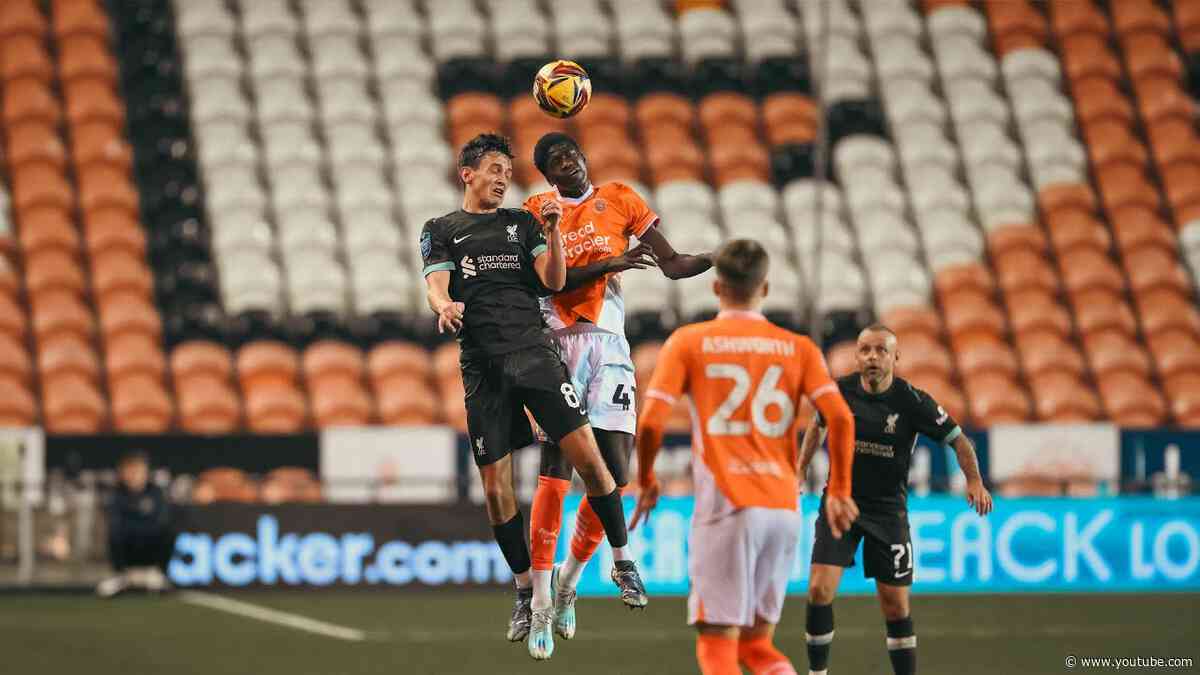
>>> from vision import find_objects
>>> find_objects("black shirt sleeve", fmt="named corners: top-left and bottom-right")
top-left (906, 383), bottom-right (962, 445)
top-left (521, 210), bottom-right (549, 259)
top-left (421, 218), bottom-right (455, 276)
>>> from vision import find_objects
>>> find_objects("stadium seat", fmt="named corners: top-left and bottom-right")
top-left (1135, 288), bottom-right (1200, 338)
top-left (1005, 289), bottom-right (1072, 339)
top-left (1084, 330), bottom-right (1153, 379)
top-left (894, 333), bottom-right (955, 380)
top-left (1016, 331), bottom-right (1087, 380)
top-left (1147, 330), bottom-right (1200, 380)
top-left (963, 372), bottom-right (1031, 424)
top-left (1059, 249), bottom-right (1126, 296)
top-left (260, 467), bottom-right (323, 503)
top-left (177, 376), bottom-right (241, 433)
top-left (377, 375), bottom-right (438, 425)
top-left (1097, 372), bottom-right (1166, 427)
top-left (953, 333), bottom-right (1019, 380)
top-left (311, 378), bottom-right (373, 427)
top-left (37, 335), bottom-right (99, 385)
top-left (244, 384), bottom-right (307, 433)
top-left (106, 333), bottom-right (166, 385)
top-left (993, 249), bottom-right (1059, 296)
top-left (236, 341), bottom-right (299, 390)
top-left (192, 468), bottom-right (258, 504)
top-left (1071, 289), bottom-right (1139, 338)
top-left (42, 373), bottom-right (106, 433)
top-left (1028, 371), bottom-right (1102, 421)
top-left (111, 375), bottom-right (173, 433)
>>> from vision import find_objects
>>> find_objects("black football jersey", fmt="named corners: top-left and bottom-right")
top-left (817, 374), bottom-right (961, 506)
top-left (420, 208), bottom-right (552, 357)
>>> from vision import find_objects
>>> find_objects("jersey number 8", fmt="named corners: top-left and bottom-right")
top-left (704, 364), bottom-right (795, 438)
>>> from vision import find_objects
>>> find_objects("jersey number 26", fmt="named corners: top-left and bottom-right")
top-left (704, 364), bottom-right (795, 438)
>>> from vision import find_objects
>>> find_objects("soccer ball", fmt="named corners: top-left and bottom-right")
top-left (533, 59), bottom-right (592, 118)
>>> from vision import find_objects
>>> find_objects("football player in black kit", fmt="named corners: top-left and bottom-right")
top-left (420, 134), bottom-right (646, 661)
top-left (799, 324), bottom-right (992, 675)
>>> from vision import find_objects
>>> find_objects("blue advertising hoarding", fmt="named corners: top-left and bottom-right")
top-left (565, 495), bottom-right (1200, 597)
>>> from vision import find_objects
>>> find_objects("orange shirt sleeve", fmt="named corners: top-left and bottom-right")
top-left (613, 183), bottom-right (658, 238)
top-left (636, 331), bottom-right (690, 485)
top-left (523, 194), bottom-right (546, 225)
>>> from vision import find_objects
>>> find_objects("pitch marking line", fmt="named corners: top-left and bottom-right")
top-left (179, 591), bottom-right (368, 642)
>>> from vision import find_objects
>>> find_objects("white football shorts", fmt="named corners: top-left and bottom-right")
top-left (687, 506), bottom-right (801, 627)
top-left (538, 325), bottom-right (638, 438)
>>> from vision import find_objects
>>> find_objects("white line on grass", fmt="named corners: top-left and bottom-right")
top-left (179, 591), bottom-right (367, 642)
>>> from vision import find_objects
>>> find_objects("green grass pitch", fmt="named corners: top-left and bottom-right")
top-left (1, 592), bottom-right (1195, 674)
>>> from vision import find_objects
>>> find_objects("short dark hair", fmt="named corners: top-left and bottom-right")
top-left (118, 450), bottom-right (149, 467)
top-left (715, 239), bottom-right (770, 301)
top-left (860, 324), bottom-right (897, 340)
top-left (458, 133), bottom-right (513, 169)
top-left (533, 132), bottom-right (580, 175)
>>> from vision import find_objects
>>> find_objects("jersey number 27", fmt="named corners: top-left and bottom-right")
top-left (704, 364), bottom-right (795, 438)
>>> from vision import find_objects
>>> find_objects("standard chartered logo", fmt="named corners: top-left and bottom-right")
top-left (168, 515), bottom-right (511, 587)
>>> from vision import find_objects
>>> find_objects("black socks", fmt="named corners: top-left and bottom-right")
top-left (805, 602), bottom-right (834, 672)
top-left (886, 616), bottom-right (917, 675)
top-left (492, 512), bottom-right (531, 577)
top-left (586, 488), bottom-right (629, 548)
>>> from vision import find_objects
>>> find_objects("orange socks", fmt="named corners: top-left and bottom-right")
top-left (569, 497), bottom-right (607, 563)
top-left (739, 634), bottom-right (797, 674)
top-left (696, 634), bottom-right (741, 675)
top-left (529, 476), bottom-right (570, 571)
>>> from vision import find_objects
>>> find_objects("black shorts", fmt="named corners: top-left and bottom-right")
top-left (461, 343), bottom-right (590, 467)
top-left (812, 498), bottom-right (913, 586)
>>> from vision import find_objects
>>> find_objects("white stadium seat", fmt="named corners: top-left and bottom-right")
top-left (246, 33), bottom-right (307, 80)
top-left (909, 173), bottom-right (971, 219)
top-left (926, 6), bottom-right (986, 43)
top-left (1001, 48), bottom-right (1062, 85)
top-left (364, 2), bottom-right (424, 43)
top-left (174, 0), bottom-right (236, 40)
top-left (959, 123), bottom-right (1022, 175)
top-left (945, 80), bottom-right (1009, 128)
top-left (934, 36), bottom-right (997, 85)
top-left (656, 181), bottom-right (717, 221)
top-left (373, 39), bottom-right (435, 86)
top-left (279, 217), bottom-right (339, 259)
top-left (212, 216), bottom-right (275, 260)
top-left (834, 135), bottom-right (897, 176)
top-left (869, 253), bottom-right (931, 298)
top-left (717, 180), bottom-right (780, 222)
top-left (181, 34), bottom-right (241, 82)
top-left (309, 34), bottom-right (369, 81)
top-left (189, 76), bottom-right (250, 125)
top-left (855, 212), bottom-right (921, 259)
top-left (861, 1), bottom-right (922, 42)
top-left (253, 77), bottom-right (313, 125)
top-left (872, 35), bottom-right (935, 84)
top-left (195, 120), bottom-right (257, 170)
top-left (239, 0), bottom-right (298, 41)
top-left (261, 122), bottom-right (323, 170)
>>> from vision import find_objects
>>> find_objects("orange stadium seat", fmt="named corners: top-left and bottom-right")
top-left (709, 138), bottom-right (770, 185)
top-left (1051, 0), bottom-right (1109, 39)
top-left (508, 96), bottom-right (555, 132)
top-left (894, 333), bottom-right (955, 379)
top-left (244, 384), bottom-right (307, 433)
top-left (987, 1), bottom-right (1047, 54)
top-left (41, 373), bottom-right (106, 433)
top-left (762, 93), bottom-right (817, 135)
top-left (1038, 183), bottom-right (1099, 222)
top-left (30, 290), bottom-right (93, 342)
top-left (1029, 372), bottom-right (1102, 421)
top-left (634, 93), bottom-right (694, 131)
top-left (177, 378), bottom-right (241, 433)
top-left (964, 373), bottom-right (1031, 425)
top-left (19, 211), bottom-right (80, 260)
top-left (935, 262), bottom-right (997, 298)
top-left (1071, 78), bottom-right (1135, 127)
top-left (171, 341), bottom-right (234, 384)
top-left (1059, 249), bottom-right (1127, 296)
top-left (1016, 331), bottom-right (1088, 380)
top-left (0, 256), bottom-right (17, 298)
top-left (260, 467), bottom-right (323, 504)
top-left (304, 340), bottom-right (365, 384)
top-left (369, 340), bottom-right (433, 385)
top-left (825, 340), bottom-right (857, 378)
top-left (1070, 289), bottom-right (1139, 338)
top-left (1160, 163), bottom-right (1200, 218)
top-left (11, 164), bottom-right (73, 213)
top-left (1047, 212), bottom-right (1112, 257)
top-left (6, 120), bottom-right (67, 172)
top-left (1121, 34), bottom-right (1180, 81)
top-left (105, 333), bottom-right (165, 385)
top-left (439, 390), bottom-right (468, 431)
top-left (880, 306), bottom-right (944, 339)
top-left (952, 333), bottom-right (1020, 380)
top-left (1109, 205), bottom-right (1179, 257)
top-left (1005, 289), bottom-right (1073, 339)
top-left (36, 335), bottom-right (99, 383)
top-left (1098, 372), bottom-right (1166, 426)
top-left (83, 209), bottom-right (145, 258)
top-left (2, 79), bottom-right (60, 127)
top-left (310, 379), bottom-right (373, 427)
top-left (583, 136), bottom-right (642, 183)
top-left (1145, 118), bottom-right (1200, 171)
top-left (1164, 373), bottom-right (1200, 426)
top-left (993, 249), bottom-right (1060, 295)
top-left (921, 0), bottom-right (969, 14)
top-left (987, 223), bottom-right (1049, 258)
top-left (0, 1), bottom-right (47, 40)
top-left (1177, 1), bottom-right (1200, 50)
top-left (1147, 330), bottom-right (1200, 380)
top-left (110, 374), bottom-right (173, 433)
top-left (97, 297), bottom-right (161, 343)
top-left (77, 165), bottom-right (139, 216)
top-left (376, 375), bottom-right (437, 425)
top-left (192, 468), bottom-right (258, 504)
top-left (645, 136), bottom-right (706, 184)
top-left (57, 34), bottom-right (117, 83)
top-left (431, 342), bottom-right (462, 383)
top-left (25, 250), bottom-right (85, 298)
top-left (1135, 288), bottom-right (1200, 338)
top-left (1083, 121), bottom-right (1148, 172)
top-left (0, 334), bottom-right (33, 386)
top-left (905, 372), bottom-right (968, 425)
top-left (575, 93), bottom-right (632, 130)
top-left (91, 250), bottom-right (154, 302)
top-left (237, 341), bottom-right (300, 390)
top-left (63, 78), bottom-right (124, 127)
top-left (1110, 0), bottom-right (1169, 38)
top-left (71, 120), bottom-right (133, 172)
top-left (1061, 34), bottom-right (1123, 83)
top-left (698, 93), bottom-right (758, 131)
top-left (1083, 330), bottom-right (1153, 379)
top-left (0, 295), bottom-right (27, 341)
top-left (446, 92), bottom-right (503, 130)
top-left (0, 376), bottom-right (37, 426)
top-left (52, 0), bottom-right (110, 40)
top-left (1123, 247), bottom-right (1192, 296)
top-left (1134, 76), bottom-right (1193, 125)
top-left (1, 33), bottom-right (52, 83)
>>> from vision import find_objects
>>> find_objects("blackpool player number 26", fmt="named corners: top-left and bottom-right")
top-left (704, 364), bottom-right (794, 438)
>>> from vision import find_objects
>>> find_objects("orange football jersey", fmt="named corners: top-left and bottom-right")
top-left (644, 311), bottom-right (839, 516)
top-left (523, 182), bottom-right (658, 334)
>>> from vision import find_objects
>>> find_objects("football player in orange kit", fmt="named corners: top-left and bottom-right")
top-left (631, 239), bottom-right (858, 675)
top-left (522, 132), bottom-right (714, 643)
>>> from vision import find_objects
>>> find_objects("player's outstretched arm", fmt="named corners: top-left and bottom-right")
top-left (533, 201), bottom-right (567, 291)
top-left (953, 435), bottom-right (993, 516)
top-left (424, 270), bottom-right (464, 334)
top-left (797, 416), bottom-right (828, 488)
top-left (558, 242), bottom-right (658, 292)
top-left (638, 227), bottom-right (713, 280)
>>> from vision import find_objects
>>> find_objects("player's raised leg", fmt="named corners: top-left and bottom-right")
top-left (476, 453), bottom-right (535, 643)
top-left (877, 581), bottom-right (916, 675)
top-left (806, 564), bottom-right (845, 675)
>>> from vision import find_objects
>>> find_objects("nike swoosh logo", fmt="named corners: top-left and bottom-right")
top-left (453, 234), bottom-right (472, 244)
top-left (894, 569), bottom-right (911, 578)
